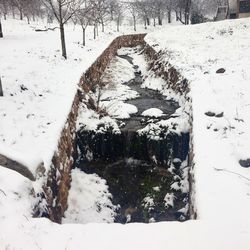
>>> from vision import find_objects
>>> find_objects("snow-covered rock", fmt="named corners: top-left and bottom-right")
top-left (142, 108), bottom-right (164, 117)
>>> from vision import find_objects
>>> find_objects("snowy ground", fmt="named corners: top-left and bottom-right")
top-left (1, 18), bottom-right (250, 249)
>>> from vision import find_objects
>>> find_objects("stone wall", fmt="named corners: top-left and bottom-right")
top-left (144, 45), bottom-right (190, 97)
top-left (80, 34), bottom-right (146, 92)
top-left (143, 45), bottom-right (195, 219)
top-left (43, 34), bottom-right (146, 223)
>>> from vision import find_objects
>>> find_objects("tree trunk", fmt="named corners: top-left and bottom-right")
top-left (175, 11), bottom-right (178, 21)
top-left (185, 12), bottom-right (189, 25)
top-left (153, 18), bottom-right (156, 27)
top-left (4, 14), bottom-right (7, 20)
top-left (19, 10), bottom-right (23, 20)
top-left (158, 16), bottom-right (162, 25)
top-left (96, 24), bottom-right (99, 36)
top-left (101, 21), bottom-right (104, 32)
top-left (146, 17), bottom-right (150, 26)
top-left (179, 11), bottom-right (182, 22)
top-left (82, 27), bottom-right (86, 46)
top-left (0, 77), bottom-right (3, 96)
top-left (185, 0), bottom-right (191, 25)
top-left (133, 16), bottom-right (136, 31)
top-left (27, 16), bottom-right (30, 24)
top-left (12, 7), bottom-right (15, 18)
top-left (111, 10), bottom-right (113, 21)
top-left (60, 23), bottom-right (67, 59)
top-left (168, 11), bottom-right (171, 23)
top-left (144, 19), bottom-right (147, 29)
top-left (94, 25), bottom-right (96, 39)
top-left (117, 18), bottom-right (120, 32)
top-left (0, 20), bottom-right (3, 38)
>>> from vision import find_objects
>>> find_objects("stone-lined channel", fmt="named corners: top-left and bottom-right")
top-left (76, 46), bottom-right (190, 223)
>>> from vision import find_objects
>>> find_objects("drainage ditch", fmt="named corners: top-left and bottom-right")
top-left (75, 46), bottom-right (191, 224)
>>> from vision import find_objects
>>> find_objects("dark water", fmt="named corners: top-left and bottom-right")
top-left (116, 52), bottom-right (179, 132)
top-left (80, 158), bottom-right (188, 223)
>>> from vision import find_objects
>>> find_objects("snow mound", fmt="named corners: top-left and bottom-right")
top-left (103, 101), bottom-right (138, 119)
top-left (142, 108), bottom-right (164, 117)
top-left (0, 167), bottom-right (35, 220)
top-left (142, 76), bottom-right (166, 91)
top-left (63, 169), bottom-right (117, 224)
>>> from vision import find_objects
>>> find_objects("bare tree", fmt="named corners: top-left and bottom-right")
top-left (127, 1), bottom-right (139, 31)
top-left (182, 0), bottom-right (192, 24)
top-left (11, 0), bottom-right (25, 20)
top-left (166, 0), bottom-right (175, 23)
top-left (149, 0), bottom-right (165, 25)
top-left (0, 0), bottom-right (8, 20)
top-left (0, 18), bottom-right (3, 38)
top-left (42, 0), bottom-right (83, 59)
top-left (75, 2), bottom-right (92, 46)
top-left (88, 0), bottom-right (99, 39)
top-left (89, 0), bottom-right (110, 33)
top-left (25, 0), bottom-right (43, 22)
top-left (112, 0), bottom-right (123, 31)
top-left (0, 0), bottom-right (7, 37)
top-left (136, 0), bottom-right (151, 29)
top-left (0, 77), bottom-right (3, 96)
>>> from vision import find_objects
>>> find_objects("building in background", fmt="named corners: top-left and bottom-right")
top-left (237, 0), bottom-right (250, 18)
top-left (215, 0), bottom-right (250, 20)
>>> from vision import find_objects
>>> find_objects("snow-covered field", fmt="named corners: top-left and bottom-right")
top-left (1, 17), bottom-right (250, 249)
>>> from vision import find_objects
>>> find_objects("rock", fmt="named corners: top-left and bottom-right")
top-left (0, 153), bottom-right (36, 181)
top-left (134, 76), bottom-right (143, 84)
top-left (205, 111), bottom-right (216, 117)
top-left (205, 111), bottom-right (223, 117)
top-left (239, 159), bottom-right (250, 168)
top-left (36, 162), bottom-right (46, 177)
top-left (215, 112), bottom-right (224, 118)
top-left (20, 84), bottom-right (28, 91)
top-left (134, 71), bottom-right (141, 77)
top-left (216, 68), bottom-right (226, 74)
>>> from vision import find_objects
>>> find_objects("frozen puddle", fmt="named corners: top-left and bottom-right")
top-left (72, 46), bottom-right (190, 224)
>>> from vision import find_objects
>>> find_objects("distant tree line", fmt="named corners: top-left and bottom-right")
top-left (0, 0), bottom-right (223, 57)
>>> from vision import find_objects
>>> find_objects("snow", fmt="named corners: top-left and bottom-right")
top-left (1, 218), bottom-right (250, 250)
top-left (164, 193), bottom-right (175, 208)
top-left (145, 18), bottom-right (250, 221)
top-left (142, 108), bottom-right (164, 117)
top-left (102, 100), bottom-right (138, 119)
top-left (77, 103), bottom-right (120, 133)
top-left (142, 75), bottom-right (166, 91)
top-left (102, 56), bottom-right (135, 85)
top-left (142, 196), bottom-right (155, 210)
top-left (0, 167), bottom-right (35, 220)
top-left (62, 169), bottom-right (117, 224)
